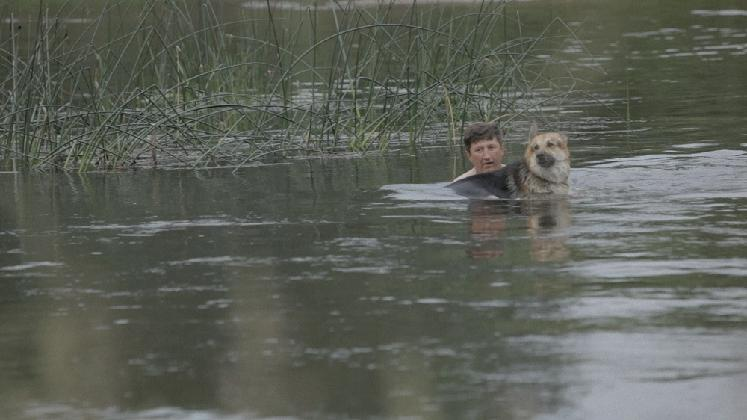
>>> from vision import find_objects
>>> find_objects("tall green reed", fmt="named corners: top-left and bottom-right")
top-left (0, 0), bottom-right (575, 171)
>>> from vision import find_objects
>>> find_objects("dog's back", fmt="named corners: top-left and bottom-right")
top-left (447, 162), bottom-right (524, 199)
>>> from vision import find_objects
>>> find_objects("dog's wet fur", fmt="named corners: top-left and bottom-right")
top-left (448, 125), bottom-right (570, 199)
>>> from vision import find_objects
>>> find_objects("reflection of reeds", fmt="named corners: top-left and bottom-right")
top-left (0, 0), bottom-right (570, 171)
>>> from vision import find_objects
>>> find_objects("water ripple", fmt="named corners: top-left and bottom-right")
top-left (692, 10), bottom-right (747, 17)
top-left (567, 258), bottom-right (747, 279)
top-left (0, 261), bottom-right (64, 272)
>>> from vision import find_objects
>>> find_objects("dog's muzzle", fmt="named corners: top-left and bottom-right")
top-left (536, 153), bottom-right (556, 168)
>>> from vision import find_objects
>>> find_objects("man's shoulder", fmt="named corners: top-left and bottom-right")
top-left (452, 168), bottom-right (477, 182)
top-left (452, 165), bottom-right (506, 182)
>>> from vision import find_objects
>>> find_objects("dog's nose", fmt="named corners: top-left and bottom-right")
top-left (536, 153), bottom-right (555, 168)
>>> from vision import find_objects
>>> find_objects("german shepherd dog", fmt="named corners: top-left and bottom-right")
top-left (448, 125), bottom-right (570, 198)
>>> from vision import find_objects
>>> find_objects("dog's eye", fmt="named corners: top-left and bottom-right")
top-left (533, 145), bottom-right (540, 151)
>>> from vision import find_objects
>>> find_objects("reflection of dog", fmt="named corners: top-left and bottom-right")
top-left (524, 199), bottom-right (572, 262)
top-left (448, 125), bottom-right (570, 198)
top-left (465, 199), bottom-right (571, 261)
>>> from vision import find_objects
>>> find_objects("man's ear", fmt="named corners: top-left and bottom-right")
top-left (529, 122), bottom-right (538, 140)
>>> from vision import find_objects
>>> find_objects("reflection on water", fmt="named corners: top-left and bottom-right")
top-left (3, 0), bottom-right (747, 419)
top-left (467, 201), bottom-right (509, 259)
top-left (525, 200), bottom-right (572, 263)
top-left (465, 199), bottom-right (571, 262)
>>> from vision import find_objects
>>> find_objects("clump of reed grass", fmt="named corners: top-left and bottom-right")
top-left (0, 0), bottom-right (579, 171)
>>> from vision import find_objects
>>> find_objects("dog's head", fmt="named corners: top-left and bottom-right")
top-left (524, 125), bottom-right (571, 184)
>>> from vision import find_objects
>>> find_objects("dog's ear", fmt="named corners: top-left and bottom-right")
top-left (529, 122), bottom-right (538, 140)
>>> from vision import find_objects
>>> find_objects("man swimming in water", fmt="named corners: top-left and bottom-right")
top-left (453, 122), bottom-right (505, 181)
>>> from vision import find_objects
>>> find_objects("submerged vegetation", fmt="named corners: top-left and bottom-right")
top-left (0, 0), bottom-right (580, 171)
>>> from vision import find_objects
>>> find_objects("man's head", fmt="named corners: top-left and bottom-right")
top-left (463, 122), bottom-right (504, 174)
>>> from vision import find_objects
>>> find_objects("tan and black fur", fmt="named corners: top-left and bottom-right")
top-left (448, 125), bottom-right (570, 198)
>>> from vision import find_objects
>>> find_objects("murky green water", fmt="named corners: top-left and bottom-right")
top-left (2, 1), bottom-right (747, 419)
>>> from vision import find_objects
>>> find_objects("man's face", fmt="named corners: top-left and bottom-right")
top-left (467, 138), bottom-right (504, 173)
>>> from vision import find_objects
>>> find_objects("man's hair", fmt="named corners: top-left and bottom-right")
top-left (463, 122), bottom-right (502, 151)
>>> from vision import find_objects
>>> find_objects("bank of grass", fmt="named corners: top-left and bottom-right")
top-left (0, 0), bottom-right (573, 171)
